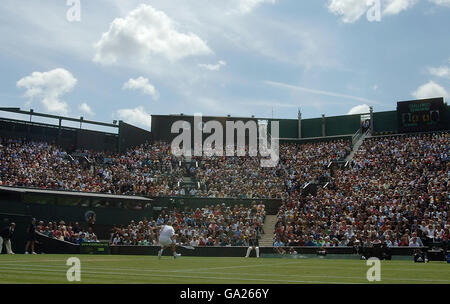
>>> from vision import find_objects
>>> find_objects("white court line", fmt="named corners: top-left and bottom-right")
top-left (0, 266), bottom-right (363, 284)
top-left (0, 260), bottom-right (307, 274)
top-left (0, 264), bottom-right (448, 283)
top-left (185, 270), bottom-right (450, 283)
top-left (1, 259), bottom-right (447, 274)
top-left (168, 260), bottom-right (306, 273)
top-left (0, 258), bottom-right (150, 263)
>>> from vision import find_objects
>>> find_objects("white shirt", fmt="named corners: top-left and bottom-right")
top-left (160, 225), bottom-right (175, 239)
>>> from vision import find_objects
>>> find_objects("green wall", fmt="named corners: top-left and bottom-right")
top-left (269, 119), bottom-right (298, 139)
top-left (302, 118), bottom-right (322, 138)
top-left (446, 105), bottom-right (450, 125)
top-left (373, 110), bottom-right (397, 133)
top-left (0, 200), bottom-right (152, 226)
top-left (151, 197), bottom-right (282, 215)
top-left (326, 114), bottom-right (361, 136)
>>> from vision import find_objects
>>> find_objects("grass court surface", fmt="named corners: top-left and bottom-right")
top-left (0, 255), bottom-right (448, 284)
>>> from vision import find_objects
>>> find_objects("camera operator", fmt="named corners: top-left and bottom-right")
top-left (413, 248), bottom-right (427, 263)
top-left (353, 239), bottom-right (363, 255)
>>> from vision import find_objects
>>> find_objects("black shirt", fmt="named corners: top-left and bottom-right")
top-left (248, 236), bottom-right (259, 247)
top-left (0, 226), bottom-right (14, 239)
top-left (28, 224), bottom-right (36, 236)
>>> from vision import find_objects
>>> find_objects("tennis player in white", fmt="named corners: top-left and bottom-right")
top-left (158, 220), bottom-right (181, 259)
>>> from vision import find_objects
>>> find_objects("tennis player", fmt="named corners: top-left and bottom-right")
top-left (158, 220), bottom-right (181, 259)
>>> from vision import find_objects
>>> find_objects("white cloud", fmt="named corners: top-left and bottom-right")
top-left (16, 68), bottom-right (77, 116)
top-left (428, 66), bottom-right (450, 78)
top-left (348, 104), bottom-right (371, 115)
top-left (412, 81), bottom-right (449, 99)
top-left (116, 106), bottom-right (152, 129)
top-left (429, 0), bottom-right (450, 7)
top-left (123, 77), bottom-right (159, 100)
top-left (198, 60), bottom-right (227, 71)
top-left (237, 0), bottom-right (276, 13)
top-left (79, 103), bottom-right (95, 116)
top-left (327, 0), bottom-right (370, 23)
top-left (93, 4), bottom-right (212, 64)
top-left (383, 0), bottom-right (418, 15)
top-left (327, 0), bottom-right (418, 23)
top-left (265, 80), bottom-right (381, 105)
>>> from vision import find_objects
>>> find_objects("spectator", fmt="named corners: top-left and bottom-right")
top-left (35, 219), bottom-right (96, 244)
top-left (109, 203), bottom-right (265, 247)
top-left (273, 237), bottom-right (286, 254)
top-left (0, 222), bottom-right (15, 254)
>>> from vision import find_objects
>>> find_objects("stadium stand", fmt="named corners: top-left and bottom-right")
top-left (110, 203), bottom-right (266, 247)
top-left (36, 220), bottom-right (99, 244)
top-left (3, 133), bottom-right (446, 251)
top-left (274, 132), bottom-right (449, 251)
top-left (0, 101), bottom-right (448, 257)
top-left (0, 140), bottom-right (184, 196)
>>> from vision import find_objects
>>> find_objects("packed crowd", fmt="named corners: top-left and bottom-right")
top-left (0, 139), bottom-right (184, 196)
top-left (36, 220), bottom-right (99, 244)
top-left (0, 137), bottom-right (351, 199)
top-left (274, 132), bottom-right (449, 248)
top-left (110, 203), bottom-right (266, 247)
top-left (191, 151), bottom-right (285, 199)
top-left (280, 139), bottom-right (351, 198)
top-left (0, 139), bottom-right (289, 198)
top-left (1, 130), bottom-right (448, 249)
top-left (188, 140), bottom-right (350, 199)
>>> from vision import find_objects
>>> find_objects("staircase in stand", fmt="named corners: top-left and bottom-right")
top-left (259, 215), bottom-right (278, 246)
top-left (345, 129), bottom-right (371, 162)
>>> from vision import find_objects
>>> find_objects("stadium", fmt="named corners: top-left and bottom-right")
top-left (0, 1), bottom-right (449, 293)
top-left (0, 98), bottom-right (448, 284)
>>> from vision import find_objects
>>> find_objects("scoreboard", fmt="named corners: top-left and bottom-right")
top-left (397, 97), bottom-right (447, 133)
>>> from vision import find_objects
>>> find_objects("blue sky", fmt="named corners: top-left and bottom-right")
top-left (0, 0), bottom-right (449, 131)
